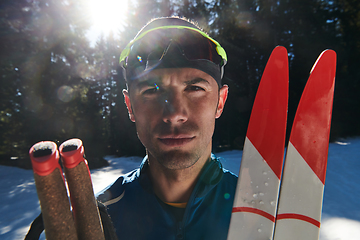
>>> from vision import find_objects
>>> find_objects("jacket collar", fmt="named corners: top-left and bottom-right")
top-left (137, 155), bottom-right (224, 199)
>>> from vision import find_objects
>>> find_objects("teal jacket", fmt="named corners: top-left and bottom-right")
top-left (97, 156), bottom-right (237, 240)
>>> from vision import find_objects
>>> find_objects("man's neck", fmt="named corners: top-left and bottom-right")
top-left (147, 153), bottom-right (210, 203)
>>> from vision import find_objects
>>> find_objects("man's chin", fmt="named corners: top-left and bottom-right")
top-left (152, 149), bottom-right (201, 170)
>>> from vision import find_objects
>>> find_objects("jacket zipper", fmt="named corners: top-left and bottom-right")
top-left (176, 221), bottom-right (184, 240)
top-left (177, 160), bottom-right (215, 240)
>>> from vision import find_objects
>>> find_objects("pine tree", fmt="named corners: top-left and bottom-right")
top-left (0, 0), bottom-right (93, 167)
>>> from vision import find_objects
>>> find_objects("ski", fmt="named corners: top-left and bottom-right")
top-left (227, 46), bottom-right (289, 240)
top-left (29, 141), bottom-right (78, 240)
top-left (273, 50), bottom-right (336, 240)
top-left (59, 138), bottom-right (105, 240)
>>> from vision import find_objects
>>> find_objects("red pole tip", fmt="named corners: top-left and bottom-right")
top-left (59, 138), bottom-right (85, 169)
top-left (29, 141), bottom-right (60, 176)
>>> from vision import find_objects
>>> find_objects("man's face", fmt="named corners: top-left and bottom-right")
top-left (123, 68), bottom-right (228, 170)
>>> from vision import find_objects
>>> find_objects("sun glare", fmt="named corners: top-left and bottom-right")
top-left (87, 0), bottom-right (128, 36)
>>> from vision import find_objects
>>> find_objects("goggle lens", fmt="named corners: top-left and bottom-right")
top-left (121, 26), bottom-right (226, 69)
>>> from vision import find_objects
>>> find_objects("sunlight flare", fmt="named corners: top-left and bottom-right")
top-left (87, 0), bottom-right (128, 35)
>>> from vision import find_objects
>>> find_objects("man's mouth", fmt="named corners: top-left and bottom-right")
top-left (158, 136), bottom-right (195, 147)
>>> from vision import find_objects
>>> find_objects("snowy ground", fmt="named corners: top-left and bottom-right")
top-left (1, 138), bottom-right (360, 240)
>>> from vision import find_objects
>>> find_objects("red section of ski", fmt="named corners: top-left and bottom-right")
top-left (246, 46), bottom-right (289, 179)
top-left (289, 50), bottom-right (336, 184)
top-left (276, 213), bottom-right (320, 227)
top-left (232, 207), bottom-right (275, 222)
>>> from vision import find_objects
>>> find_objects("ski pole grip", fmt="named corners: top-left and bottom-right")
top-left (59, 138), bottom-right (105, 240)
top-left (29, 141), bottom-right (78, 240)
top-left (59, 138), bottom-right (85, 169)
top-left (29, 141), bottom-right (61, 176)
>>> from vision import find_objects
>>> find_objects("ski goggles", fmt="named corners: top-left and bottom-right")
top-left (119, 25), bottom-right (227, 85)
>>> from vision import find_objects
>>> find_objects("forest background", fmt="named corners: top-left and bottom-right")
top-left (1, 0), bottom-right (358, 169)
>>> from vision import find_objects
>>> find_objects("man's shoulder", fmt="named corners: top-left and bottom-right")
top-left (201, 155), bottom-right (238, 195)
top-left (211, 154), bottom-right (238, 177)
top-left (212, 155), bottom-right (238, 188)
top-left (222, 167), bottom-right (238, 181)
top-left (219, 166), bottom-right (238, 192)
top-left (96, 168), bottom-right (140, 205)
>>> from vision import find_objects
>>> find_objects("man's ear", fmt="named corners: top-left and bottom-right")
top-left (123, 89), bottom-right (135, 122)
top-left (216, 85), bottom-right (228, 119)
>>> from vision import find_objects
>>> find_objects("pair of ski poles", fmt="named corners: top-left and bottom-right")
top-left (29, 139), bottom-right (105, 240)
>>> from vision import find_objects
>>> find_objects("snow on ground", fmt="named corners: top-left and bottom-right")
top-left (1, 138), bottom-right (360, 240)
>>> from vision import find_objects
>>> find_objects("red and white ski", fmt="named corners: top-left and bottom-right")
top-left (227, 48), bottom-right (336, 240)
top-left (273, 49), bottom-right (336, 240)
top-left (227, 46), bottom-right (289, 240)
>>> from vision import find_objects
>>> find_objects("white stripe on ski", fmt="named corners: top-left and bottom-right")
top-left (228, 137), bottom-right (280, 240)
top-left (273, 141), bottom-right (324, 240)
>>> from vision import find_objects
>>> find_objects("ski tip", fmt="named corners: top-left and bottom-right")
top-left (289, 49), bottom-right (336, 185)
top-left (322, 49), bottom-right (337, 57)
top-left (310, 49), bottom-right (337, 74)
top-left (267, 46), bottom-right (289, 75)
top-left (271, 46), bottom-right (288, 59)
top-left (273, 45), bottom-right (288, 53)
top-left (246, 45), bottom-right (289, 179)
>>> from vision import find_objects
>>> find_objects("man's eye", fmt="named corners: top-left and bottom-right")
top-left (143, 87), bottom-right (159, 94)
top-left (187, 85), bottom-right (205, 91)
top-left (141, 82), bottom-right (161, 95)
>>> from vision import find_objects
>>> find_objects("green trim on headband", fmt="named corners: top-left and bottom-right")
top-left (119, 25), bottom-right (227, 67)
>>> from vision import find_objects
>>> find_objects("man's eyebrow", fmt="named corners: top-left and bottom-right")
top-left (135, 78), bottom-right (161, 89)
top-left (184, 78), bottom-right (210, 85)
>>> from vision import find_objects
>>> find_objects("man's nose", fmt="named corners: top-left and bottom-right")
top-left (162, 92), bottom-right (188, 124)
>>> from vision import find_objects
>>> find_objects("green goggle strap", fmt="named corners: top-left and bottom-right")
top-left (119, 25), bottom-right (227, 67)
